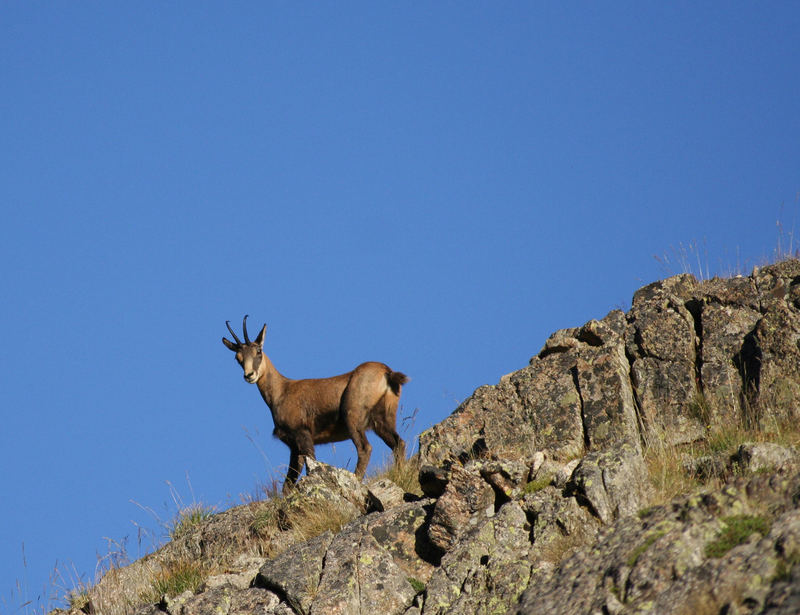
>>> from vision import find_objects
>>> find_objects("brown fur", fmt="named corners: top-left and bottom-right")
top-left (222, 316), bottom-right (407, 493)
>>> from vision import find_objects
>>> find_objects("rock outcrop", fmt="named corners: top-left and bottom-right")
top-left (54, 260), bottom-right (800, 615)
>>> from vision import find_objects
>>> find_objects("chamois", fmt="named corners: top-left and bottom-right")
top-left (222, 316), bottom-right (408, 493)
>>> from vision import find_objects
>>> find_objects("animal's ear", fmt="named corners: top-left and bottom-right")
top-left (255, 324), bottom-right (267, 347)
top-left (222, 337), bottom-right (238, 351)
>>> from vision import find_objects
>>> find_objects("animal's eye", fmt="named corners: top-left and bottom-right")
top-left (256, 349), bottom-right (262, 355)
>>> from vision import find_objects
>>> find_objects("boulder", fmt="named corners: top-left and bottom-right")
top-left (423, 501), bottom-right (533, 615)
top-left (515, 468), bottom-right (800, 615)
top-left (573, 335), bottom-right (640, 451)
top-left (626, 274), bottom-right (703, 444)
top-left (746, 304), bottom-right (800, 427)
top-left (427, 465), bottom-right (496, 552)
top-left (284, 459), bottom-right (368, 517)
top-left (477, 458), bottom-right (530, 501)
top-left (364, 499), bottom-right (439, 581)
top-left (522, 486), bottom-right (600, 567)
top-left (255, 531), bottom-right (333, 615)
top-left (733, 442), bottom-right (798, 473)
top-left (696, 298), bottom-right (761, 425)
top-left (310, 518), bottom-right (417, 615)
top-left (366, 477), bottom-right (406, 512)
top-left (566, 443), bottom-right (653, 524)
top-left (170, 587), bottom-right (291, 615)
top-left (419, 309), bottom-right (638, 467)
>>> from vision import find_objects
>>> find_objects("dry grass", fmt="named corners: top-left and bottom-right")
top-left (654, 202), bottom-right (800, 281)
top-left (169, 504), bottom-right (215, 540)
top-left (139, 558), bottom-right (208, 603)
top-left (643, 430), bottom-right (706, 504)
top-left (247, 485), bottom-right (361, 559)
top-left (66, 586), bottom-right (92, 612)
top-left (370, 454), bottom-right (423, 496)
top-left (246, 455), bottom-right (423, 559)
top-left (284, 502), bottom-right (359, 542)
top-left (535, 528), bottom-right (592, 566)
top-left (643, 404), bottom-right (800, 508)
top-left (49, 497), bottom-right (223, 615)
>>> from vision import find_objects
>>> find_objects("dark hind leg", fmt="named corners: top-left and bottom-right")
top-left (372, 393), bottom-right (406, 463)
top-left (373, 420), bottom-right (406, 463)
top-left (345, 415), bottom-right (373, 478)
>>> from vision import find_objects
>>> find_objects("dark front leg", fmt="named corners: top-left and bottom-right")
top-left (282, 430), bottom-right (316, 495)
top-left (284, 448), bottom-right (303, 494)
top-left (296, 430), bottom-right (315, 463)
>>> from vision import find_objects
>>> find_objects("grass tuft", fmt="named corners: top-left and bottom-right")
top-left (705, 515), bottom-right (770, 559)
top-left (688, 392), bottom-right (713, 427)
top-left (143, 559), bottom-right (207, 602)
top-left (370, 454), bottom-right (423, 497)
top-left (67, 586), bottom-right (92, 612)
top-left (248, 491), bottom-right (358, 559)
top-left (523, 474), bottom-right (553, 495)
top-left (169, 504), bottom-right (215, 540)
top-left (408, 577), bottom-right (426, 594)
top-left (286, 502), bottom-right (358, 542)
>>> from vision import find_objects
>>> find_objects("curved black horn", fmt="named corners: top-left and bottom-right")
top-left (243, 314), bottom-right (251, 343)
top-left (225, 320), bottom-right (242, 345)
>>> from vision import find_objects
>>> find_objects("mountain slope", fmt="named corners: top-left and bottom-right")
top-left (55, 259), bottom-right (800, 615)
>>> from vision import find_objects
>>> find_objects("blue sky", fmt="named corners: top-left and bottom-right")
top-left (1, 3), bottom-right (798, 611)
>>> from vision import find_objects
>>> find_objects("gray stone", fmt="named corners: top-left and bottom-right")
top-left (366, 477), bottom-right (406, 512)
top-left (173, 586), bottom-right (289, 615)
top-left (574, 338), bottom-right (640, 451)
top-left (522, 486), bottom-right (599, 567)
top-left (284, 459), bottom-right (368, 518)
top-left (477, 458), bottom-right (530, 501)
top-left (310, 518), bottom-right (417, 615)
top-left (364, 499), bottom-right (439, 582)
top-left (698, 299), bottom-right (761, 425)
top-left (566, 443), bottom-right (653, 524)
top-left (423, 501), bottom-right (533, 615)
top-left (427, 465), bottom-right (495, 552)
top-left (626, 276), bottom-right (704, 444)
top-left (733, 442), bottom-right (797, 473)
top-left (256, 530), bottom-right (333, 615)
top-left (515, 469), bottom-right (800, 615)
top-left (746, 304), bottom-right (800, 427)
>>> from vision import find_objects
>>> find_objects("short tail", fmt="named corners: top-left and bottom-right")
top-left (386, 370), bottom-right (409, 395)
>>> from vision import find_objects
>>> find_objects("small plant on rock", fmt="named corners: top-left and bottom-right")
top-left (408, 576), bottom-right (426, 594)
top-left (374, 454), bottom-right (423, 497)
top-left (169, 504), bottom-right (215, 540)
top-left (705, 515), bottom-right (771, 558)
top-left (523, 474), bottom-right (553, 495)
top-left (143, 559), bottom-right (207, 602)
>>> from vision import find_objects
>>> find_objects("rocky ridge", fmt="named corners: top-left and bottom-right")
top-left (57, 260), bottom-right (800, 615)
